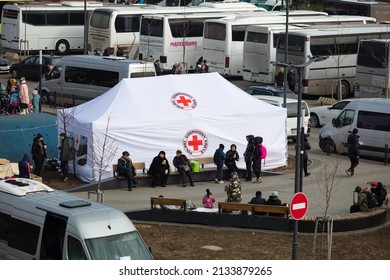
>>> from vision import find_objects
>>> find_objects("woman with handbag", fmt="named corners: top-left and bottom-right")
top-left (173, 150), bottom-right (194, 187)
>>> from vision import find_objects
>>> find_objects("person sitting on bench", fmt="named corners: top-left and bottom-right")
top-left (117, 151), bottom-right (137, 191)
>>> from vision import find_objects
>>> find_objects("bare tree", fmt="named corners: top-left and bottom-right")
top-left (91, 114), bottom-right (117, 202)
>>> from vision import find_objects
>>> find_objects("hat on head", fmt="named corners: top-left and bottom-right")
top-left (219, 144), bottom-right (225, 149)
top-left (37, 133), bottom-right (43, 139)
top-left (269, 191), bottom-right (278, 197)
top-left (59, 132), bottom-right (66, 137)
top-left (355, 186), bottom-right (362, 193)
top-left (368, 180), bottom-right (378, 187)
top-left (122, 151), bottom-right (130, 156)
top-left (352, 128), bottom-right (358, 134)
top-left (176, 150), bottom-right (182, 154)
top-left (32, 90), bottom-right (38, 96)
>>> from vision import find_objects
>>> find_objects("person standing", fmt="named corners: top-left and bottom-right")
top-left (18, 154), bottom-right (32, 179)
top-left (149, 151), bottom-right (170, 188)
top-left (117, 151), bottom-right (137, 191)
top-left (275, 67), bottom-right (284, 87)
top-left (31, 133), bottom-right (47, 176)
top-left (19, 77), bottom-right (29, 115)
top-left (154, 59), bottom-right (162, 76)
top-left (202, 189), bottom-right (215, 209)
top-left (345, 128), bottom-right (360, 177)
top-left (31, 89), bottom-right (40, 113)
top-left (201, 59), bottom-right (209, 73)
top-left (173, 150), bottom-right (194, 187)
top-left (287, 69), bottom-right (295, 91)
top-left (303, 135), bottom-right (311, 177)
top-left (59, 132), bottom-right (73, 182)
top-left (225, 144), bottom-right (240, 175)
top-left (213, 144), bottom-right (226, 184)
top-left (252, 136), bottom-right (263, 183)
top-left (243, 135), bottom-right (255, 181)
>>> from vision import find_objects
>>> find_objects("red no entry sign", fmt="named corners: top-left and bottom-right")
top-left (290, 192), bottom-right (309, 220)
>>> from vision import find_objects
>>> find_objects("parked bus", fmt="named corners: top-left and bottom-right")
top-left (87, 2), bottom-right (264, 58)
top-left (0, 1), bottom-right (106, 55)
top-left (242, 16), bottom-right (377, 84)
top-left (275, 24), bottom-right (390, 98)
top-left (355, 39), bottom-right (390, 98)
top-left (202, 12), bottom-right (362, 77)
top-left (295, 0), bottom-right (390, 22)
top-left (0, 178), bottom-right (153, 260)
top-left (139, 12), bottom-right (252, 72)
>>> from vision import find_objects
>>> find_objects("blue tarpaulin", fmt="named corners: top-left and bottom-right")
top-left (0, 113), bottom-right (58, 163)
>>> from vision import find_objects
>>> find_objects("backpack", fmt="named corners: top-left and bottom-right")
top-left (255, 143), bottom-right (267, 165)
top-left (366, 191), bottom-right (379, 209)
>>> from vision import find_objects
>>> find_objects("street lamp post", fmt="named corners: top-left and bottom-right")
top-left (271, 55), bottom-right (328, 260)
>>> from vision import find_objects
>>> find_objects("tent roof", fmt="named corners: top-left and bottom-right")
top-left (69, 72), bottom-right (283, 125)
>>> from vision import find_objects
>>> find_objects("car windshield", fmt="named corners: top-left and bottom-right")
top-left (85, 231), bottom-right (152, 260)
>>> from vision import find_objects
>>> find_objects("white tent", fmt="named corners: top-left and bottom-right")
top-left (59, 72), bottom-right (287, 182)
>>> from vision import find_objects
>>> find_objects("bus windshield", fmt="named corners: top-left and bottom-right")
top-left (357, 41), bottom-right (387, 69)
top-left (85, 231), bottom-right (152, 260)
top-left (204, 22), bottom-right (226, 40)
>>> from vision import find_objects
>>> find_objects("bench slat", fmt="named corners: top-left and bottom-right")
top-left (151, 197), bottom-right (187, 211)
top-left (218, 202), bottom-right (289, 216)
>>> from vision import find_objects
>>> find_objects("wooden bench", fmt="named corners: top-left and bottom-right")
top-left (218, 202), bottom-right (289, 218)
top-left (151, 197), bottom-right (187, 211)
top-left (189, 157), bottom-right (214, 169)
top-left (112, 162), bottom-right (147, 180)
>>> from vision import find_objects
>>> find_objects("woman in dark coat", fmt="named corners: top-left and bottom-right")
top-left (18, 154), bottom-right (31, 178)
top-left (225, 144), bottom-right (240, 174)
top-left (149, 151), bottom-right (170, 188)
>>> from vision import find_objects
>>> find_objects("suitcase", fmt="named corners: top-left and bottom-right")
top-left (190, 160), bottom-right (200, 173)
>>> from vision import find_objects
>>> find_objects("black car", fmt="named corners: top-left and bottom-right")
top-left (9, 55), bottom-right (62, 81)
top-left (244, 85), bottom-right (297, 99)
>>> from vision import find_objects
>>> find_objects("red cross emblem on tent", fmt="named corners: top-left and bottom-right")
top-left (171, 92), bottom-right (197, 110)
top-left (183, 129), bottom-right (208, 156)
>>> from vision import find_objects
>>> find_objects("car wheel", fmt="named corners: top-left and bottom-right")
top-left (310, 113), bottom-right (320, 128)
top-left (55, 39), bottom-right (69, 55)
top-left (336, 81), bottom-right (350, 99)
top-left (10, 69), bottom-right (18, 78)
top-left (41, 91), bottom-right (51, 105)
top-left (319, 137), bottom-right (336, 154)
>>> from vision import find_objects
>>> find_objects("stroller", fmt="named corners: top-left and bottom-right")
top-left (9, 92), bottom-right (20, 114)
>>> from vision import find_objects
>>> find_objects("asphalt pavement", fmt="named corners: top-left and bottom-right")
top-left (73, 127), bottom-right (390, 218)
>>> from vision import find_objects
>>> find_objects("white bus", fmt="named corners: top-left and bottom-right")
top-left (87, 2), bottom-right (264, 58)
top-left (275, 24), bottom-right (390, 98)
top-left (202, 12), bottom-right (362, 77)
top-left (355, 39), bottom-right (390, 98)
top-left (139, 12), bottom-right (252, 72)
top-left (0, 1), bottom-right (106, 55)
top-left (242, 16), bottom-right (377, 84)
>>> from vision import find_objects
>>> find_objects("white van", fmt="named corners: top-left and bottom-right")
top-left (0, 178), bottom-right (153, 260)
top-left (253, 95), bottom-right (310, 141)
top-left (41, 55), bottom-right (156, 106)
top-left (319, 98), bottom-right (390, 160)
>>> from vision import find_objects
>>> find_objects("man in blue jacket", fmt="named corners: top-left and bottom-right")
top-left (213, 144), bottom-right (226, 184)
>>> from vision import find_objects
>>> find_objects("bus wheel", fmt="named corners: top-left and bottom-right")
top-left (41, 91), bottom-right (51, 105)
top-left (55, 40), bottom-right (69, 55)
top-left (336, 81), bottom-right (350, 99)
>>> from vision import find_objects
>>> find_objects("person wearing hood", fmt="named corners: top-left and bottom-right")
top-left (173, 150), bottom-right (194, 187)
top-left (225, 144), bottom-right (240, 175)
top-left (118, 151), bottom-right (137, 191)
top-left (243, 135), bottom-right (255, 181)
top-left (266, 191), bottom-right (283, 216)
top-left (303, 134), bottom-right (311, 177)
top-left (350, 186), bottom-right (371, 213)
top-left (31, 133), bottom-right (47, 176)
top-left (345, 128), bottom-right (360, 177)
top-left (368, 181), bottom-right (387, 207)
top-left (31, 89), bottom-right (41, 113)
top-left (18, 154), bottom-right (31, 178)
top-left (149, 151), bottom-right (170, 188)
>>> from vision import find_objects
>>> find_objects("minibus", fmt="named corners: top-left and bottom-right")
top-left (0, 178), bottom-right (153, 260)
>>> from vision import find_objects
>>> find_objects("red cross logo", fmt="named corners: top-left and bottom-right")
top-left (183, 129), bottom-right (208, 156)
top-left (171, 92), bottom-right (197, 110)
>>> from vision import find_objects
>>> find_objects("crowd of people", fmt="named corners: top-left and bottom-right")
top-left (0, 77), bottom-right (40, 115)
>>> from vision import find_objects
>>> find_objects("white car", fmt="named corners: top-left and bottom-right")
top-left (310, 99), bottom-right (352, 127)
